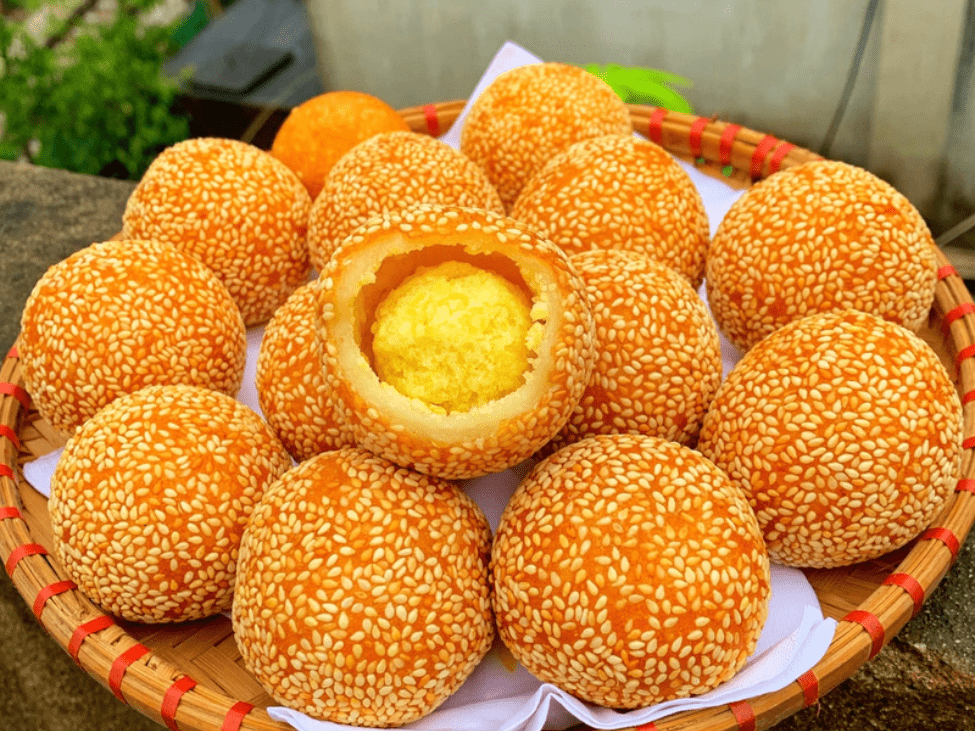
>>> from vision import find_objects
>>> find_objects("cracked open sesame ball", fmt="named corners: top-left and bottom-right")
top-left (122, 137), bottom-right (312, 326)
top-left (705, 159), bottom-right (938, 352)
top-left (233, 446), bottom-right (494, 727)
top-left (19, 239), bottom-right (246, 435)
top-left (511, 134), bottom-right (710, 288)
top-left (314, 204), bottom-right (596, 479)
top-left (698, 310), bottom-right (962, 568)
top-left (460, 62), bottom-right (633, 210)
top-left (270, 90), bottom-right (410, 201)
top-left (256, 280), bottom-right (355, 462)
top-left (546, 249), bottom-right (722, 453)
top-left (306, 131), bottom-right (504, 272)
top-left (492, 433), bottom-right (771, 708)
top-left (49, 385), bottom-right (292, 623)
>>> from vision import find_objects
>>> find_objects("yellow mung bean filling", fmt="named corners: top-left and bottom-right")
top-left (371, 260), bottom-right (543, 413)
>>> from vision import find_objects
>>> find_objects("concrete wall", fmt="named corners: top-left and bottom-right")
top-left (304, 0), bottom-right (974, 235)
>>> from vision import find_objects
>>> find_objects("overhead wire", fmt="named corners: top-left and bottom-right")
top-left (819, 0), bottom-right (881, 158)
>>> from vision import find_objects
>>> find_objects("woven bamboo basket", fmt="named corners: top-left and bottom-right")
top-left (2, 101), bottom-right (975, 731)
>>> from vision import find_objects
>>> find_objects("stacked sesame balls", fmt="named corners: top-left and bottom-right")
top-left (18, 63), bottom-right (962, 727)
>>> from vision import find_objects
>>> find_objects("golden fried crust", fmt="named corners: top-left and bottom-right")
top-left (698, 310), bottom-right (962, 568)
top-left (49, 385), bottom-right (292, 623)
top-left (122, 137), bottom-right (312, 326)
top-left (19, 239), bottom-right (246, 435)
top-left (511, 134), bottom-right (710, 288)
top-left (306, 131), bottom-right (504, 272)
top-left (233, 447), bottom-right (494, 726)
top-left (492, 434), bottom-right (771, 708)
top-left (270, 91), bottom-right (410, 200)
top-left (314, 204), bottom-right (596, 480)
top-left (706, 160), bottom-right (937, 352)
top-left (256, 280), bottom-right (356, 461)
top-left (461, 62), bottom-right (632, 210)
top-left (547, 250), bottom-right (722, 452)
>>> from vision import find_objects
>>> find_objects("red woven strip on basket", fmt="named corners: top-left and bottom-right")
top-left (108, 643), bottom-right (151, 703)
top-left (161, 676), bottom-right (198, 731)
top-left (796, 669), bottom-right (819, 707)
top-left (957, 478), bottom-right (975, 493)
top-left (940, 264), bottom-right (959, 280)
top-left (965, 436), bottom-right (975, 449)
top-left (728, 700), bottom-right (756, 731)
top-left (719, 123), bottom-right (741, 165)
top-left (956, 343), bottom-right (975, 373)
top-left (632, 723), bottom-right (659, 731)
top-left (750, 135), bottom-right (778, 179)
top-left (221, 701), bottom-right (256, 731)
top-left (0, 424), bottom-right (19, 450)
top-left (921, 527), bottom-right (961, 559)
top-left (844, 609), bottom-right (885, 658)
top-left (0, 505), bottom-right (21, 519)
top-left (6, 345), bottom-right (18, 359)
top-left (883, 573), bottom-right (925, 617)
top-left (943, 302), bottom-right (975, 336)
top-left (0, 464), bottom-right (14, 480)
top-left (68, 615), bottom-right (115, 665)
top-left (0, 381), bottom-right (31, 411)
top-left (647, 108), bottom-right (668, 145)
top-left (5, 542), bottom-right (47, 577)
top-left (422, 104), bottom-right (440, 137)
top-left (688, 116), bottom-right (709, 158)
top-left (32, 579), bottom-right (77, 620)
top-left (768, 141), bottom-right (795, 173)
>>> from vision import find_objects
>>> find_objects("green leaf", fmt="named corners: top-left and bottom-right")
top-left (584, 63), bottom-right (694, 114)
top-left (0, 0), bottom-right (189, 178)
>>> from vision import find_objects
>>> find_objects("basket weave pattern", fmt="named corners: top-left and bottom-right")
top-left (2, 102), bottom-right (975, 731)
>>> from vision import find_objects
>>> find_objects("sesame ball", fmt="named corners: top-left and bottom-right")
top-left (706, 160), bottom-right (938, 352)
top-left (547, 250), bottom-right (722, 453)
top-left (122, 137), bottom-right (312, 326)
top-left (460, 62), bottom-right (632, 210)
top-left (697, 310), bottom-right (962, 568)
top-left (49, 385), bottom-right (293, 623)
top-left (511, 135), bottom-right (710, 287)
top-left (314, 204), bottom-right (596, 480)
top-left (19, 239), bottom-right (246, 435)
top-left (271, 90), bottom-right (410, 201)
top-left (492, 433), bottom-right (771, 708)
top-left (255, 280), bottom-right (356, 462)
top-left (233, 447), bottom-right (494, 727)
top-left (306, 131), bottom-right (504, 271)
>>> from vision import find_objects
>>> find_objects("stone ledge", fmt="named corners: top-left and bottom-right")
top-left (0, 160), bottom-right (136, 355)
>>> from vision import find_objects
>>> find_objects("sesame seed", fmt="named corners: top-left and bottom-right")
top-left (307, 132), bottom-right (504, 271)
top-left (233, 447), bottom-right (494, 726)
top-left (19, 239), bottom-right (247, 435)
top-left (460, 63), bottom-right (632, 210)
top-left (122, 138), bottom-right (312, 326)
top-left (698, 310), bottom-right (962, 568)
top-left (511, 134), bottom-right (709, 288)
top-left (706, 160), bottom-right (938, 352)
top-left (491, 433), bottom-right (770, 708)
top-left (49, 385), bottom-right (292, 623)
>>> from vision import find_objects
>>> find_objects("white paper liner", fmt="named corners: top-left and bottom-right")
top-left (19, 39), bottom-right (838, 731)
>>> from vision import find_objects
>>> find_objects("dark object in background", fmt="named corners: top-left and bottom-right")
top-left (164, 0), bottom-right (323, 148)
top-left (190, 42), bottom-right (294, 96)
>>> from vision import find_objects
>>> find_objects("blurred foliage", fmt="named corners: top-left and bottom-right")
top-left (585, 63), bottom-right (694, 113)
top-left (0, 0), bottom-right (191, 178)
top-left (170, 0), bottom-right (209, 49)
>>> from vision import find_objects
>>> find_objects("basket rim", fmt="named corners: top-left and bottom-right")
top-left (1, 101), bottom-right (974, 731)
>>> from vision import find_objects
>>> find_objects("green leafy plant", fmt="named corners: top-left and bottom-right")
top-left (0, 0), bottom-right (191, 178)
top-left (585, 63), bottom-right (694, 113)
